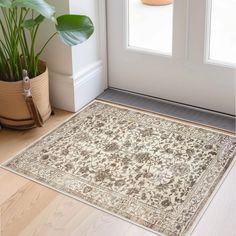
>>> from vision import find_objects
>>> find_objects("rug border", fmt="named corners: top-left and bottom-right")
top-left (97, 98), bottom-right (236, 136)
top-left (0, 100), bottom-right (96, 166)
top-left (1, 99), bottom-right (235, 236)
top-left (184, 155), bottom-right (236, 236)
top-left (0, 100), bottom-right (164, 236)
top-left (1, 163), bottom-right (165, 236)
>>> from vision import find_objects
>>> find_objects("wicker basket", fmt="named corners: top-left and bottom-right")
top-left (141, 0), bottom-right (173, 5)
top-left (0, 61), bottom-right (52, 129)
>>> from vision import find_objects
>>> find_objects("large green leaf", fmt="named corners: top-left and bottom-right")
top-left (56, 15), bottom-right (94, 46)
top-left (12, 0), bottom-right (55, 20)
top-left (0, 0), bottom-right (11, 8)
top-left (22, 14), bottom-right (45, 29)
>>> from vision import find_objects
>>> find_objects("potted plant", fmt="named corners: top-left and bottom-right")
top-left (141, 0), bottom-right (173, 6)
top-left (0, 0), bottom-right (94, 129)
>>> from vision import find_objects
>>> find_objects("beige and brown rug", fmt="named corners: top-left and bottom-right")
top-left (1, 101), bottom-right (235, 236)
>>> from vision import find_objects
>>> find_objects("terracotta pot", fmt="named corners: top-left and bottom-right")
top-left (141, 0), bottom-right (173, 6)
top-left (0, 61), bottom-right (52, 129)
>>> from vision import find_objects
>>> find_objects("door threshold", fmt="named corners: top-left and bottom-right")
top-left (97, 88), bottom-right (235, 134)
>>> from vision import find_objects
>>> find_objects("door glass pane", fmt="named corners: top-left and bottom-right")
top-left (208, 0), bottom-right (236, 65)
top-left (128, 0), bottom-right (174, 55)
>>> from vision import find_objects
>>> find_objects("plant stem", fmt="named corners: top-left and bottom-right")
top-left (36, 32), bottom-right (57, 57)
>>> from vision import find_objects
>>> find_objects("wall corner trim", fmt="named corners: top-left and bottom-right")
top-left (74, 60), bottom-right (105, 112)
top-left (48, 0), bottom-right (107, 112)
top-left (49, 60), bottom-right (105, 112)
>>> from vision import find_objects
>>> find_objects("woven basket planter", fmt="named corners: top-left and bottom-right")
top-left (0, 61), bottom-right (52, 129)
top-left (141, 0), bottom-right (173, 5)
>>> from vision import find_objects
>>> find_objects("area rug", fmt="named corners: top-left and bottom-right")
top-left (1, 101), bottom-right (235, 236)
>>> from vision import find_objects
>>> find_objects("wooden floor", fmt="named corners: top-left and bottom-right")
top-left (0, 110), bottom-right (156, 236)
top-left (0, 109), bottom-right (235, 236)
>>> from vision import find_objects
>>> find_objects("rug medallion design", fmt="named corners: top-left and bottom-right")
top-left (2, 101), bottom-right (235, 236)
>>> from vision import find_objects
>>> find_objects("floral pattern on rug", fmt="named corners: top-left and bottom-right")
top-left (3, 101), bottom-right (236, 236)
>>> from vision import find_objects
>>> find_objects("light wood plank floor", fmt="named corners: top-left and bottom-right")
top-left (0, 110), bottom-right (155, 236)
top-left (0, 109), bottom-right (235, 236)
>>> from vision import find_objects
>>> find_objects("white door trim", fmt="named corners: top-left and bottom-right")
top-left (107, 0), bottom-right (236, 115)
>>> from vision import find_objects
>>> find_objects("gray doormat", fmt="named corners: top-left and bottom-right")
top-left (98, 89), bottom-right (235, 133)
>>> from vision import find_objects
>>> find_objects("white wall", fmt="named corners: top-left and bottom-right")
top-left (70, 0), bottom-right (100, 73)
top-left (69, 0), bottom-right (107, 111)
top-left (39, 0), bottom-right (107, 112)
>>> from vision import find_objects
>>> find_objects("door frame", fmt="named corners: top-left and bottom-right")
top-left (105, 0), bottom-right (236, 116)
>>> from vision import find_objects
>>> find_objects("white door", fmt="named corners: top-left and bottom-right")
top-left (107, 0), bottom-right (236, 115)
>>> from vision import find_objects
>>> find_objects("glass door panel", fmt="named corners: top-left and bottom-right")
top-left (208, 0), bottom-right (236, 65)
top-left (107, 0), bottom-right (235, 115)
top-left (128, 0), bottom-right (174, 55)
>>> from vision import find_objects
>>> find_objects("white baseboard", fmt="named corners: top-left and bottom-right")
top-left (74, 61), bottom-right (105, 112)
top-left (49, 71), bottom-right (75, 112)
top-left (49, 61), bottom-right (106, 112)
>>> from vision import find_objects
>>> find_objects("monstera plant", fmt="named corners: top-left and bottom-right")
top-left (0, 0), bottom-right (94, 129)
